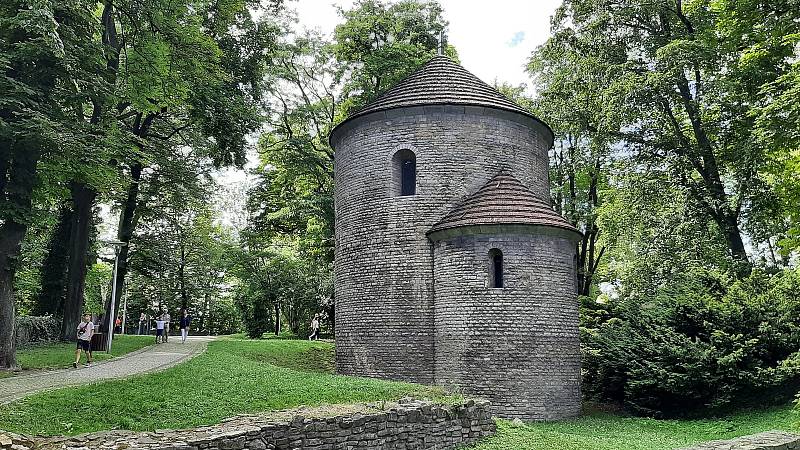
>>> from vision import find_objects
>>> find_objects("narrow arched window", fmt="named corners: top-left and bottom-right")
top-left (489, 248), bottom-right (504, 288)
top-left (392, 149), bottom-right (416, 196)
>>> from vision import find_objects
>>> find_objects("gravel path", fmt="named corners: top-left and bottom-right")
top-left (0, 336), bottom-right (213, 404)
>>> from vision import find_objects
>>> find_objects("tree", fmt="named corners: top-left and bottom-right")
top-left (332, 0), bottom-right (453, 115)
top-left (97, 0), bottom-right (284, 329)
top-left (124, 166), bottom-right (239, 335)
top-left (753, 33), bottom-right (800, 256)
top-left (34, 206), bottom-right (72, 316)
top-left (0, 0), bottom-right (109, 367)
top-left (529, 0), bottom-right (800, 272)
top-left (253, 0), bottom-right (453, 256)
top-left (245, 1), bottom-right (453, 337)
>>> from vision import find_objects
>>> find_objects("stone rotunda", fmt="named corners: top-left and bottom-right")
top-left (329, 55), bottom-right (582, 420)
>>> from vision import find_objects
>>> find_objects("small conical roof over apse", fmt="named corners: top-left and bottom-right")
top-left (428, 171), bottom-right (580, 236)
top-left (330, 55), bottom-right (552, 140)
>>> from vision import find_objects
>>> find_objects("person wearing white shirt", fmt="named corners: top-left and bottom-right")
top-left (162, 312), bottom-right (171, 342)
top-left (155, 316), bottom-right (167, 344)
top-left (73, 313), bottom-right (94, 368)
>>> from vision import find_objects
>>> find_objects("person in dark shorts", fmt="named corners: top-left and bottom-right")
top-left (155, 315), bottom-right (166, 344)
top-left (74, 313), bottom-right (94, 368)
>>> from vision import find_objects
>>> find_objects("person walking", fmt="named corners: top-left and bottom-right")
top-left (309, 314), bottom-right (320, 341)
top-left (138, 313), bottom-right (146, 335)
top-left (154, 315), bottom-right (166, 344)
top-left (73, 313), bottom-right (94, 368)
top-left (179, 310), bottom-right (192, 344)
top-left (162, 311), bottom-right (171, 342)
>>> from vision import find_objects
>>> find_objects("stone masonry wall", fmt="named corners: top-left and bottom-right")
top-left (432, 229), bottom-right (581, 420)
top-left (333, 106), bottom-right (550, 384)
top-left (676, 430), bottom-right (800, 450)
top-left (3, 399), bottom-right (495, 450)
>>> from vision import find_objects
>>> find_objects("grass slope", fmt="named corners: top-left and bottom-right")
top-left (1, 337), bottom-right (796, 449)
top-left (0, 338), bottom-right (442, 436)
top-left (15, 335), bottom-right (154, 371)
top-left (474, 406), bottom-right (799, 450)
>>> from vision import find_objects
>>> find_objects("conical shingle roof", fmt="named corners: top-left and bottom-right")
top-left (332, 55), bottom-right (551, 139)
top-left (428, 172), bottom-right (579, 235)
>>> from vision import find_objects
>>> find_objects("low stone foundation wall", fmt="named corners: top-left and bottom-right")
top-left (677, 430), bottom-right (800, 450)
top-left (1, 399), bottom-right (494, 450)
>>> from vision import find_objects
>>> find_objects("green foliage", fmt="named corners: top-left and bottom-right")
top-left (205, 297), bottom-right (241, 336)
top-left (0, 338), bottom-right (443, 435)
top-left (83, 262), bottom-right (111, 315)
top-left (754, 32), bottom-right (800, 255)
top-left (14, 315), bottom-right (60, 347)
top-left (332, 0), bottom-right (453, 114)
top-left (596, 172), bottom-right (733, 294)
top-left (233, 243), bottom-right (331, 339)
top-left (529, 0), bottom-right (800, 266)
top-left (582, 268), bottom-right (800, 417)
top-left (127, 192), bottom-right (236, 332)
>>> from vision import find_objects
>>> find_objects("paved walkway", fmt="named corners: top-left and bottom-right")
top-left (0, 336), bottom-right (213, 404)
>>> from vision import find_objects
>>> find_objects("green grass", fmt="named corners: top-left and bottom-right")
top-left (14, 335), bottom-right (154, 372)
top-left (0, 338), bottom-right (443, 436)
top-left (1, 337), bottom-right (797, 448)
top-left (472, 405), bottom-right (799, 450)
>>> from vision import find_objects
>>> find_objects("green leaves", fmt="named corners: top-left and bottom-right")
top-left (332, 0), bottom-right (450, 112)
top-left (583, 268), bottom-right (800, 416)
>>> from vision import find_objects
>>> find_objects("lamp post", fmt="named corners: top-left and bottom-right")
top-left (107, 240), bottom-right (127, 353)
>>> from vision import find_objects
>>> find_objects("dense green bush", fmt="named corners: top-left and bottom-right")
top-left (582, 268), bottom-right (800, 417)
top-left (15, 315), bottom-right (60, 347)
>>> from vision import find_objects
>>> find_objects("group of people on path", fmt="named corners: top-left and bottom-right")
top-left (71, 309), bottom-right (193, 368)
top-left (154, 310), bottom-right (192, 344)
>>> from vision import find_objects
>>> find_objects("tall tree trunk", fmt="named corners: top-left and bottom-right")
top-left (722, 211), bottom-right (748, 264)
top-left (0, 146), bottom-right (42, 368)
top-left (34, 206), bottom-right (73, 316)
top-left (60, 182), bottom-right (98, 341)
top-left (0, 221), bottom-right (26, 369)
top-left (104, 162), bottom-right (143, 328)
top-left (179, 240), bottom-right (188, 310)
top-left (201, 291), bottom-right (210, 334)
top-left (674, 78), bottom-right (750, 265)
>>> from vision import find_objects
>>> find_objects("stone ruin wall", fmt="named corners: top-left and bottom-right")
top-left (2, 399), bottom-right (494, 450)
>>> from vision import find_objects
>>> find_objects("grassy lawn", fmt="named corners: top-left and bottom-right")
top-left (0, 338), bottom-right (444, 436)
top-left (473, 405), bottom-right (799, 450)
top-left (0, 336), bottom-right (796, 449)
top-left (13, 334), bottom-right (154, 372)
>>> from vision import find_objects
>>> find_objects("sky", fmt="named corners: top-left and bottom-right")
top-left (294, 0), bottom-right (562, 91)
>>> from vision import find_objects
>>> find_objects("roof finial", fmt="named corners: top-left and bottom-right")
top-left (438, 30), bottom-right (447, 56)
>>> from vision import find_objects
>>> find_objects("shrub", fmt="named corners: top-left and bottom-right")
top-left (583, 268), bottom-right (800, 417)
top-left (15, 315), bottom-right (60, 347)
